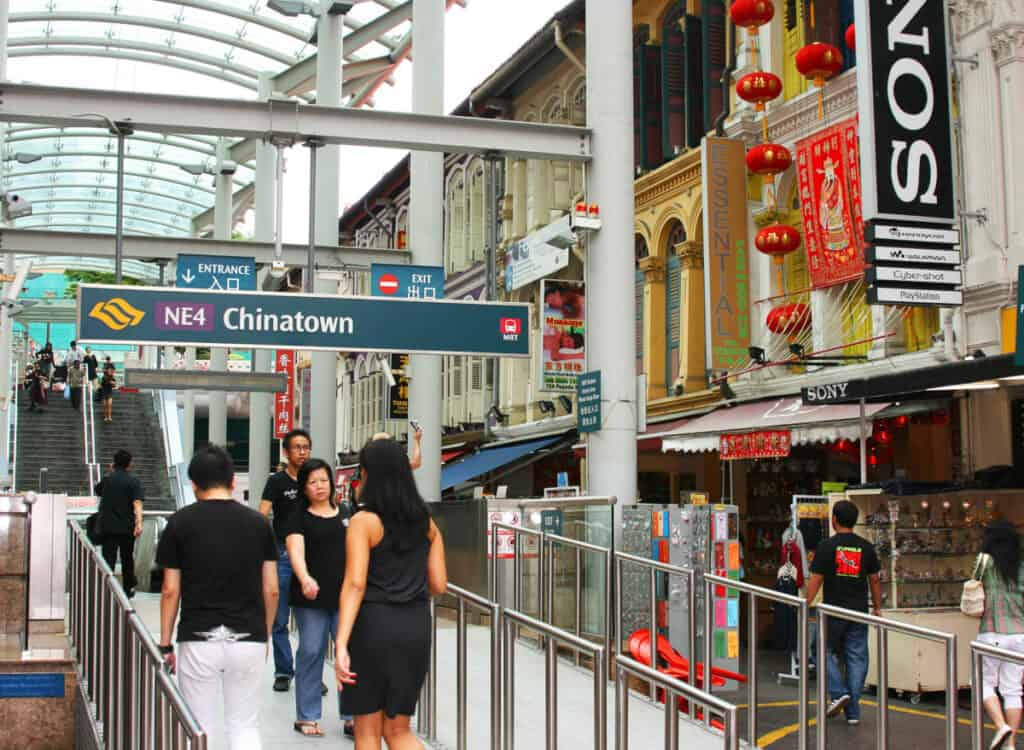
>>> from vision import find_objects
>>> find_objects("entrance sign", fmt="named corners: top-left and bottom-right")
top-left (701, 137), bottom-right (750, 370)
top-left (371, 264), bottom-right (445, 299)
top-left (854, 0), bottom-right (956, 225)
top-left (177, 254), bottom-right (257, 291)
top-left (577, 370), bottom-right (601, 433)
top-left (76, 285), bottom-right (531, 358)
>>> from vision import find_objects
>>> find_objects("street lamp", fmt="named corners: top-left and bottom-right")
top-left (267, 0), bottom-right (352, 16)
top-left (13, 153), bottom-right (42, 165)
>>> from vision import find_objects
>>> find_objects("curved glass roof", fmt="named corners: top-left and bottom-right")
top-left (4, 0), bottom-right (414, 261)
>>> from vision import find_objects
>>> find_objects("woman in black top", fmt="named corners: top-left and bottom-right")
top-left (99, 366), bottom-right (116, 423)
top-left (286, 458), bottom-right (354, 738)
top-left (36, 342), bottom-right (54, 378)
top-left (336, 438), bottom-right (447, 748)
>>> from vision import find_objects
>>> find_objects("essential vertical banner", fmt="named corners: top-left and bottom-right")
top-left (387, 353), bottom-right (410, 420)
top-left (540, 279), bottom-right (586, 392)
top-left (854, 0), bottom-right (956, 224)
top-left (701, 137), bottom-right (750, 371)
top-left (273, 349), bottom-right (295, 439)
top-left (796, 118), bottom-right (866, 288)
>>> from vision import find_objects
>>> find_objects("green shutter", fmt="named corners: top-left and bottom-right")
top-left (661, 2), bottom-right (686, 158)
top-left (702, 0), bottom-right (727, 136)
top-left (665, 254), bottom-right (682, 394)
top-left (636, 270), bottom-right (645, 375)
top-left (685, 15), bottom-right (704, 149)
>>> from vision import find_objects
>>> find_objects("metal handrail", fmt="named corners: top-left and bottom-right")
top-left (816, 602), bottom-right (957, 750)
top-left (501, 606), bottom-right (607, 750)
top-left (615, 655), bottom-right (739, 750)
top-left (704, 573), bottom-right (809, 750)
top-left (544, 532), bottom-right (613, 672)
top-left (970, 640), bottom-right (1024, 750)
top-left (614, 551), bottom-right (697, 704)
top-left (10, 381), bottom-right (17, 491)
top-left (490, 521), bottom-right (545, 621)
top-left (67, 520), bottom-right (208, 749)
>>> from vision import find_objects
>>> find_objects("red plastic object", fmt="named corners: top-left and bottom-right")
top-left (627, 629), bottom-right (748, 686)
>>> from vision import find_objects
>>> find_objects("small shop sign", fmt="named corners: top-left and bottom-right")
top-left (719, 430), bottom-right (792, 460)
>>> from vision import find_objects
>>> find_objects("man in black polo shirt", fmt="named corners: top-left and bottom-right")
top-left (259, 428), bottom-right (311, 692)
top-left (96, 449), bottom-right (144, 597)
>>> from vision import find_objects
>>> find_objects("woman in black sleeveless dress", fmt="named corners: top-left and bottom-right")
top-left (335, 438), bottom-right (448, 748)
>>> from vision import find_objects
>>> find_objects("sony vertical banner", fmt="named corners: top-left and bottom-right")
top-left (701, 137), bottom-right (750, 371)
top-left (854, 0), bottom-right (957, 224)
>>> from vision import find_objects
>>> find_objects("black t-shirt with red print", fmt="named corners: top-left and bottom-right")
top-left (810, 532), bottom-right (881, 613)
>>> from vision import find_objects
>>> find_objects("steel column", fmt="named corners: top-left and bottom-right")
top-left (408, 0), bottom-right (445, 502)
top-left (247, 73), bottom-right (275, 504)
top-left (584, 0), bottom-right (637, 546)
top-left (310, 9), bottom-right (343, 467)
top-left (207, 138), bottom-right (231, 448)
top-left (113, 125), bottom-right (127, 284)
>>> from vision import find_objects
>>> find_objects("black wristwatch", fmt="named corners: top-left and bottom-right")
top-left (159, 644), bottom-right (174, 655)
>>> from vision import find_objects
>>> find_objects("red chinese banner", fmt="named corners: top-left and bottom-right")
top-left (796, 117), bottom-right (865, 289)
top-left (273, 349), bottom-right (295, 439)
top-left (719, 430), bottom-right (792, 461)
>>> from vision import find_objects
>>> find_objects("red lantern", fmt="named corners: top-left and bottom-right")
top-left (795, 42), bottom-right (844, 86)
top-left (766, 303), bottom-right (811, 337)
top-left (845, 24), bottom-right (856, 52)
top-left (730, 0), bottom-right (775, 32)
top-left (746, 143), bottom-right (792, 182)
top-left (736, 72), bottom-right (783, 112)
top-left (755, 224), bottom-right (801, 265)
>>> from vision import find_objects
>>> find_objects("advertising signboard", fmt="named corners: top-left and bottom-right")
top-left (701, 137), bottom-right (750, 370)
top-left (387, 353), bottom-right (410, 420)
top-left (76, 285), bottom-right (531, 358)
top-left (540, 279), bottom-right (585, 392)
top-left (273, 349), bottom-right (295, 438)
top-left (577, 370), bottom-right (601, 433)
top-left (504, 216), bottom-right (576, 291)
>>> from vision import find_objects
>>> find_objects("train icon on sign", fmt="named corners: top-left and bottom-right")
top-left (501, 317), bottom-right (522, 341)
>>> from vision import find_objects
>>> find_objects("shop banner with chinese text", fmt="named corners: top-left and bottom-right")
top-left (540, 279), bottom-right (585, 392)
top-left (796, 118), bottom-right (866, 289)
top-left (273, 349), bottom-right (295, 439)
top-left (720, 430), bottom-right (792, 460)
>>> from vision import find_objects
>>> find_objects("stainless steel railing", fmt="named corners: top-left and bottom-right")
top-left (68, 519), bottom-right (207, 749)
top-left (704, 573), bottom-right (809, 750)
top-left (816, 603), bottom-right (957, 750)
top-left (544, 532), bottom-right (613, 671)
top-left (970, 639), bottom-right (1024, 750)
top-left (490, 522), bottom-right (545, 621)
top-left (614, 551), bottom-right (697, 705)
top-left (82, 380), bottom-right (100, 490)
top-left (615, 655), bottom-right (739, 750)
top-left (501, 606), bottom-right (607, 750)
top-left (10, 382), bottom-right (18, 491)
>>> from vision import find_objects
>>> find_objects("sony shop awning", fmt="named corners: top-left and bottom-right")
top-left (661, 397), bottom-right (890, 454)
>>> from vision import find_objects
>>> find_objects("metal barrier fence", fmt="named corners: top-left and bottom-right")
top-left (68, 520), bottom-right (207, 749)
top-left (501, 606), bottom-right (607, 750)
top-left (615, 655), bottom-right (739, 750)
top-left (816, 603), bottom-right (957, 750)
top-left (490, 521), bottom-right (545, 620)
top-left (970, 639), bottom-right (1024, 750)
top-left (416, 598), bottom-right (438, 741)
top-left (544, 532), bottom-right (612, 671)
top-left (704, 573), bottom-right (809, 750)
top-left (614, 551), bottom-right (696, 705)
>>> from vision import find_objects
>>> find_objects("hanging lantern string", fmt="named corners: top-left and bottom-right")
top-left (809, 0), bottom-right (815, 31)
top-left (762, 111), bottom-right (769, 142)
top-left (749, 27), bottom-right (759, 68)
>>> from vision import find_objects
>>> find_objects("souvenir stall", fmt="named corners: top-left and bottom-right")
top-left (837, 487), bottom-right (1014, 700)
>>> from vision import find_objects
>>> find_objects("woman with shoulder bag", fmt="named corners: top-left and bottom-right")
top-left (973, 520), bottom-right (1024, 750)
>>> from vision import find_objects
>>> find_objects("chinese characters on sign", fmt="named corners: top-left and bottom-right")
top-left (577, 370), bottom-right (601, 433)
top-left (796, 118), bottom-right (866, 289)
top-left (273, 349), bottom-right (295, 439)
top-left (540, 279), bottom-right (586, 392)
top-left (719, 430), bottom-right (792, 461)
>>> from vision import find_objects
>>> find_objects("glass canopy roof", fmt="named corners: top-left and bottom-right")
top-left (4, 0), bottom-right (414, 254)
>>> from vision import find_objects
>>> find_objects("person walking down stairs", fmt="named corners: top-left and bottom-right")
top-left (67, 360), bottom-right (84, 411)
top-left (100, 365), bottom-right (116, 423)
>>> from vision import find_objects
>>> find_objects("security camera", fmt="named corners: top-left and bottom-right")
top-left (2, 193), bottom-right (32, 220)
top-left (270, 260), bottom-right (287, 279)
top-left (378, 355), bottom-right (396, 388)
top-left (218, 160), bottom-right (238, 176)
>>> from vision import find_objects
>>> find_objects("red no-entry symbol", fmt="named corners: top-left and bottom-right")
top-left (377, 273), bottom-right (400, 295)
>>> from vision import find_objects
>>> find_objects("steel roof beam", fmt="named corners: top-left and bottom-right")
top-left (151, 0), bottom-right (313, 42)
top-left (3, 125), bottom-right (219, 151)
top-left (7, 184), bottom-right (209, 211)
top-left (15, 223), bottom-right (160, 237)
top-left (12, 210), bottom-right (189, 235)
top-left (0, 228), bottom-right (411, 268)
top-left (9, 12), bottom-right (295, 65)
top-left (5, 129), bottom-right (219, 158)
top-left (191, 183), bottom-right (255, 234)
top-left (9, 197), bottom-right (194, 221)
top-left (0, 83), bottom-right (592, 161)
top-left (2, 151), bottom-right (249, 187)
top-left (4, 172), bottom-right (215, 199)
top-left (273, 54), bottom-right (396, 98)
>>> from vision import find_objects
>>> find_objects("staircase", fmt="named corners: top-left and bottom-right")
top-left (15, 387), bottom-right (175, 510)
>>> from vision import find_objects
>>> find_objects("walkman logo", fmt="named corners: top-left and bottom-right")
top-left (89, 298), bottom-right (146, 331)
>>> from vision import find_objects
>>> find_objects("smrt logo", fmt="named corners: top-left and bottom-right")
top-left (501, 317), bottom-right (522, 342)
top-left (89, 298), bottom-right (146, 331)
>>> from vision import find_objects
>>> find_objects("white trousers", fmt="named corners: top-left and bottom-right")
top-left (977, 632), bottom-right (1024, 709)
top-left (177, 640), bottom-right (266, 750)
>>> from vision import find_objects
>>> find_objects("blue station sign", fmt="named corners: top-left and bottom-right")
top-left (77, 285), bottom-right (531, 358)
top-left (371, 263), bottom-right (445, 299)
top-left (177, 254), bottom-right (257, 291)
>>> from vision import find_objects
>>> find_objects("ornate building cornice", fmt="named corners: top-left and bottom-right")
top-left (675, 239), bottom-right (704, 269)
top-left (634, 148), bottom-right (703, 211)
top-left (992, 23), bottom-right (1024, 65)
top-left (950, 0), bottom-right (995, 38)
top-left (639, 255), bottom-right (666, 282)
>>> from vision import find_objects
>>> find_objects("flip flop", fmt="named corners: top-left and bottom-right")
top-left (294, 721), bottom-right (324, 738)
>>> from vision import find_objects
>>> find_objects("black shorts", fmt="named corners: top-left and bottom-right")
top-left (345, 600), bottom-right (430, 718)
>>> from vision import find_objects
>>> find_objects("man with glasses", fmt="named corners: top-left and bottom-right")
top-left (259, 428), bottom-right (313, 692)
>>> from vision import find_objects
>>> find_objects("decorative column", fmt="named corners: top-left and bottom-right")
top-left (676, 240), bottom-right (708, 393)
top-left (639, 255), bottom-right (666, 400)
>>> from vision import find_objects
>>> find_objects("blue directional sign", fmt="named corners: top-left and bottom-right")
top-left (77, 285), bottom-right (530, 358)
top-left (177, 254), bottom-right (257, 291)
top-left (371, 264), bottom-right (445, 299)
top-left (577, 370), bottom-right (601, 433)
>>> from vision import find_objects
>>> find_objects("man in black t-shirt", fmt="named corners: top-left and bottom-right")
top-left (96, 449), bottom-right (144, 596)
top-left (806, 500), bottom-right (883, 727)
top-left (157, 445), bottom-right (278, 749)
top-left (259, 428), bottom-right (311, 692)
